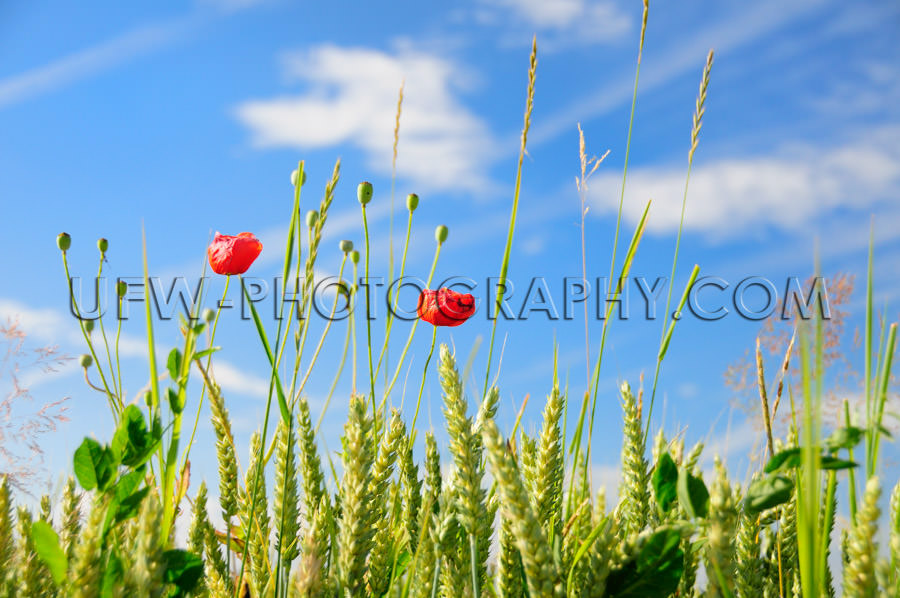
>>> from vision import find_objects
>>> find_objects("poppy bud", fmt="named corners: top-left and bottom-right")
top-left (406, 193), bottom-right (419, 212)
top-left (350, 250), bottom-right (360, 264)
top-left (57, 232), bottom-right (71, 251)
top-left (357, 181), bottom-right (373, 205)
top-left (435, 225), bottom-right (449, 244)
top-left (339, 240), bottom-right (354, 253)
top-left (84, 319), bottom-right (94, 334)
top-left (290, 168), bottom-right (307, 187)
top-left (306, 210), bottom-right (318, 228)
top-left (202, 308), bottom-right (216, 323)
top-left (97, 238), bottom-right (108, 253)
top-left (144, 390), bottom-right (153, 407)
top-left (116, 280), bottom-right (128, 298)
top-left (79, 354), bottom-right (93, 368)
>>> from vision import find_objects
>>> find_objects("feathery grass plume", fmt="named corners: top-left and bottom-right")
top-left (617, 381), bottom-right (650, 538)
top-left (705, 458), bottom-right (737, 598)
top-left (274, 418), bottom-right (301, 566)
top-left (651, 428), bottom-right (667, 465)
top-left (585, 517), bottom-right (616, 598)
top-left (188, 482), bottom-right (211, 597)
top-left (821, 475), bottom-right (838, 597)
top-left (476, 490), bottom-right (497, 592)
top-left (482, 36), bottom-right (537, 400)
top-left (294, 504), bottom-right (329, 597)
top-left (424, 432), bottom-right (441, 514)
top-left (399, 430), bottom-right (422, 552)
top-left (482, 419), bottom-right (563, 597)
top-left (126, 493), bottom-right (165, 596)
top-left (683, 440), bottom-right (704, 473)
top-left (204, 371), bottom-right (239, 523)
top-left (408, 498), bottom-right (439, 598)
top-left (300, 159), bottom-right (341, 313)
top-left (498, 512), bottom-right (526, 598)
top-left (367, 409), bottom-right (403, 596)
top-left (519, 434), bottom-right (538, 495)
top-left (534, 385), bottom-right (564, 538)
top-left (337, 394), bottom-right (375, 595)
top-left (70, 497), bottom-right (106, 598)
top-left (436, 495), bottom-right (467, 598)
top-left (0, 476), bottom-right (15, 590)
top-left (735, 507), bottom-right (763, 598)
top-left (240, 431), bottom-right (271, 595)
top-left (39, 494), bottom-right (51, 523)
top-left (16, 507), bottom-right (46, 596)
top-left (59, 476), bottom-right (81, 562)
top-left (202, 516), bottom-right (231, 595)
top-left (188, 481), bottom-right (210, 557)
top-left (844, 476), bottom-right (880, 598)
top-left (887, 480), bottom-right (900, 594)
top-left (475, 386), bottom-right (500, 434)
top-left (777, 490), bottom-right (799, 594)
top-left (439, 344), bottom-right (489, 594)
top-left (203, 564), bottom-right (230, 598)
top-left (296, 397), bottom-right (326, 520)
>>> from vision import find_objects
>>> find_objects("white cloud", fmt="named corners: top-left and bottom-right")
top-left (0, 19), bottom-right (193, 110)
top-left (211, 361), bottom-right (271, 399)
top-left (587, 126), bottom-right (900, 238)
top-left (477, 0), bottom-right (631, 46)
top-left (234, 45), bottom-right (497, 194)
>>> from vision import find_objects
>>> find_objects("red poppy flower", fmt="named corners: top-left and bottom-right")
top-left (207, 232), bottom-right (263, 275)
top-left (417, 288), bottom-right (476, 327)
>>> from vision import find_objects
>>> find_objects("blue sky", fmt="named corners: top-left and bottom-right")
top-left (1, 0), bottom-right (899, 504)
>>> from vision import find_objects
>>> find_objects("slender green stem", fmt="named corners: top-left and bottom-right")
top-left (410, 326), bottom-right (437, 434)
top-left (384, 241), bottom-right (442, 402)
top-left (375, 210), bottom-right (414, 380)
top-left (863, 218), bottom-right (873, 468)
top-left (315, 295), bottom-right (353, 435)
top-left (181, 278), bottom-right (230, 474)
top-left (351, 258), bottom-right (359, 393)
top-left (61, 252), bottom-right (118, 414)
top-left (234, 276), bottom-right (289, 598)
top-left (94, 252), bottom-right (119, 407)
top-left (296, 256), bottom-right (348, 395)
top-left (483, 38), bottom-right (536, 400)
top-left (361, 203), bottom-right (377, 418)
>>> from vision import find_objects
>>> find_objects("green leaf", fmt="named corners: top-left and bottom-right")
top-left (825, 426), bottom-right (863, 451)
top-left (605, 527), bottom-right (684, 598)
top-left (166, 348), bottom-right (183, 382)
top-left (101, 550), bottom-right (125, 598)
top-left (166, 387), bottom-right (184, 415)
top-left (819, 456), bottom-right (857, 471)
top-left (112, 405), bottom-right (161, 468)
top-left (652, 452), bottom-right (678, 513)
top-left (73, 438), bottom-right (116, 492)
top-left (764, 448), bottom-right (802, 473)
top-left (114, 488), bottom-right (150, 524)
top-left (31, 521), bottom-right (67, 585)
top-left (677, 467), bottom-right (709, 519)
top-left (192, 346), bottom-right (220, 361)
top-left (163, 549), bottom-right (204, 597)
top-left (744, 474), bottom-right (794, 514)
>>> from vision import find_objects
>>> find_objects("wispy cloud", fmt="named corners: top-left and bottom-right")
top-left (527, 0), bottom-right (829, 150)
top-left (0, 18), bottom-right (195, 111)
top-left (473, 0), bottom-right (631, 49)
top-left (587, 125), bottom-right (900, 239)
top-left (233, 44), bottom-right (498, 194)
